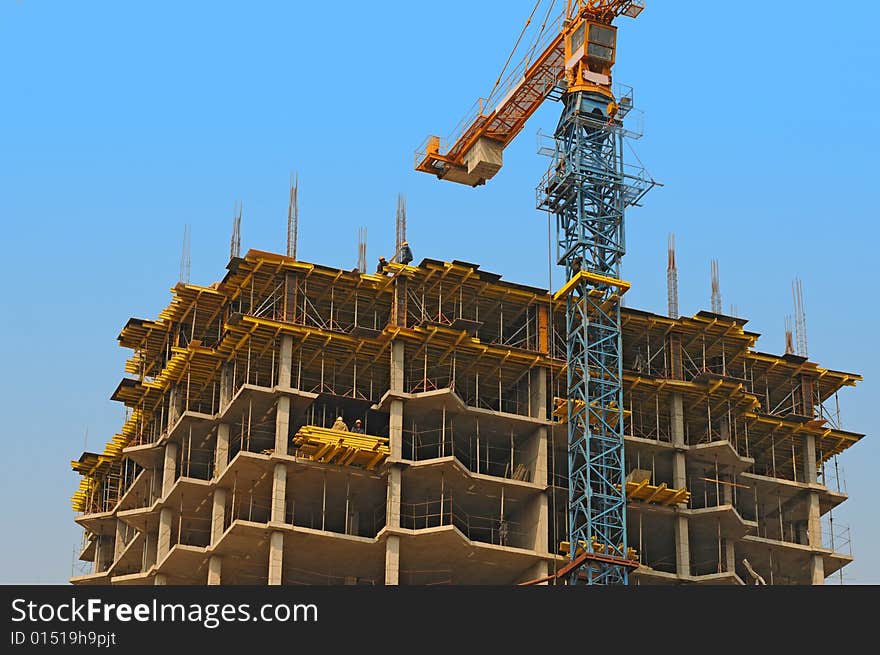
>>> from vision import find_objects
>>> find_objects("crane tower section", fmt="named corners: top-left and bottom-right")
top-left (415, 0), bottom-right (655, 585)
top-left (539, 1), bottom-right (653, 585)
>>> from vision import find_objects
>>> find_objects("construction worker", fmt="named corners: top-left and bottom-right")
top-left (398, 241), bottom-right (413, 266)
top-left (570, 255), bottom-right (582, 276)
top-left (499, 519), bottom-right (509, 547)
top-left (331, 416), bottom-right (348, 432)
top-left (376, 256), bottom-right (388, 274)
top-left (351, 419), bottom-right (364, 434)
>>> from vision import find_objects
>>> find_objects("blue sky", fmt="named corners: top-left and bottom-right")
top-left (1, 1), bottom-right (877, 583)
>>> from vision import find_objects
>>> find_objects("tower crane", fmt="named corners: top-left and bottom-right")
top-left (415, 0), bottom-right (656, 585)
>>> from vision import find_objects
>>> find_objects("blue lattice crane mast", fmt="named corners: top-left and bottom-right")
top-left (415, 0), bottom-right (656, 585)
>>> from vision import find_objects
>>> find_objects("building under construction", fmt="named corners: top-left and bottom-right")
top-left (70, 248), bottom-right (863, 586)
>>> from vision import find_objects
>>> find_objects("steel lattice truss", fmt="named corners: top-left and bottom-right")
top-left (539, 90), bottom-right (652, 585)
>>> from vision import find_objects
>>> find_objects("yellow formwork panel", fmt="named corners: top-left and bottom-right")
top-left (553, 270), bottom-right (631, 303)
top-left (71, 476), bottom-right (97, 511)
top-left (621, 479), bottom-right (690, 506)
top-left (292, 426), bottom-right (390, 471)
top-left (552, 397), bottom-right (631, 427)
top-left (559, 539), bottom-right (639, 562)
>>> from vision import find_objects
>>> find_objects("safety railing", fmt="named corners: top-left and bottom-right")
top-left (400, 497), bottom-right (527, 548)
top-left (401, 426), bottom-right (535, 483)
top-left (822, 517), bottom-right (852, 555)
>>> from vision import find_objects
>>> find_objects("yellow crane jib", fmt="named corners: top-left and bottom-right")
top-left (414, 1), bottom-right (645, 187)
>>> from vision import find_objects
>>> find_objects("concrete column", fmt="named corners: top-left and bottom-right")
top-left (154, 573), bottom-right (168, 586)
top-left (532, 429), bottom-right (548, 487)
top-left (268, 531), bottom-right (284, 585)
top-left (803, 434), bottom-right (824, 584)
top-left (721, 476), bottom-right (736, 573)
top-left (528, 368), bottom-right (549, 555)
top-left (168, 384), bottom-right (183, 430)
top-left (278, 335), bottom-right (293, 388)
top-left (390, 341), bottom-right (405, 392)
top-left (389, 400), bottom-right (403, 460)
top-left (274, 396), bottom-right (290, 456)
top-left (671, 394), bottom-right (685, 448)
top-left (803, 434), bottom-right (818, 484)
top-left (724, 539), bottom-right (736, 574)
top-left (521, 428), bottom-right (549, 552)
top-left (533, 457), bottom-right (549, 554)
top-left (519, 490), bottom-right (548, 553)
top-left (389, 333), bottom-right (406, 458)
top-left (386, 468), bottom-right (401, 529)
top-left (157, 507), bottom-right (173, 563)
top-left (272, 463), bottom-right (287, 523)
top-left (385, 337), bottom-right (405, 587)
top-left (93, 536), bottom-right (107, 573)
top-left (672, 451), bottom-right (687, 492)
top-left (384, 535), bottom-right (400, 586)
top-left (674, 516), bottom-right (691, 577)
top-left (520, 560), bottom-right (549, 585)
top-left (529, 368), bottom-right (547, 420)
top-left (162, 442), bottom-right (178, 498)
top-left (215, 423), bottom-right (230, 476)
top-left (807, 493), bottom-right (822, 546)
top-left (810, 551), bottom-right (825, 586)
top-left (807, 492), bottom-right (824, 584)
top-left (211, 488), bottom-right (227, 544)
top-left (143, 531), bottom-right (158, 570)
top-left (207, 556), bottom-right (222, 585)
top-left (720, 416), bottom-right (730, 442)
top-left (113, 520), bottom-right (127, 561)
top-left (670, 393), bottom-right (690, 577)
top-left (219, 363), bottom-right (233, 409)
